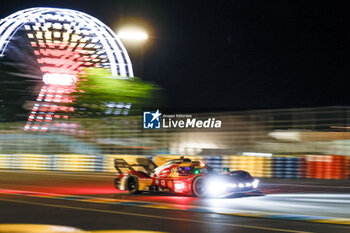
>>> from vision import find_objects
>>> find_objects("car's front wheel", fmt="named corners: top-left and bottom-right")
top-left (192, 176), bottom-right (207, 197)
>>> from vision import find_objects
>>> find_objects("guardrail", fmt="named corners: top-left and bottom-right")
top-left (0, 154), bottom-right (349, 179)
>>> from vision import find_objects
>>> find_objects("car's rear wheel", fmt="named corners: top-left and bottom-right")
top-left (192, 176), bottom-right (206, 197)
top-left (126, 175), bottom-right (141, 194)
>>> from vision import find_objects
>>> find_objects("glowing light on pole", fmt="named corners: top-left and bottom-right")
top-left (117, 27), bottom-right (148, 79)
top-left (117, 28), bottom-right (148, 41)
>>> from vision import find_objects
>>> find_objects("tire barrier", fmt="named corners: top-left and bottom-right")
top-left (272, 156), bottom-right (305, 179)
top-left (305, 155), bottom-right (349, 179)
top-left (54, 154), bottom-right (97, 172)
top-left (228, 156), bottom-right (272, 178)
top-left (0, 154), bottom-right (12, 169)
top-left (0, 154), bottom-right (51, 170)
top-left (0, 154), bottom-right (349, 180)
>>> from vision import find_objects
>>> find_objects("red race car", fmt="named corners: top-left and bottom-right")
top-left (114, 157), bottom-right (259, 197)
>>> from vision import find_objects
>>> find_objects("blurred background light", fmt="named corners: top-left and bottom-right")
top-left (117, 28), bottom-right (148, 42)
top-left (242, 152), bottom-right (273, 157)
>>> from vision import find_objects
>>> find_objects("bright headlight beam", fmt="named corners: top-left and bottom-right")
top-left (207, 178), bottom-right (226, 196)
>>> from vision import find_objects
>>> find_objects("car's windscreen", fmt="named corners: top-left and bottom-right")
top-left (230, 170), bottom-right (252, 179)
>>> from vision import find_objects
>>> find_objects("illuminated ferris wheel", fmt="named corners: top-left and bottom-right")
top-left (0, 7), bottom-right (134, 131)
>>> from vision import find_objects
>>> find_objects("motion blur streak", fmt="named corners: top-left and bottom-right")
top-left (1, 171), bottom-right (350, 219)
top-left (0, 224), bottom-right (167, 233)
top-left (0, 197), bottom-right (311, 233)
top-left (2, 171), bottom-right (350, 232)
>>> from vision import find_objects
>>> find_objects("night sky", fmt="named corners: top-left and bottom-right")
top-left (1, 0), bottom-right (349, 111)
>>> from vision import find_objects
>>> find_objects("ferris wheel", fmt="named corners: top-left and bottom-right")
top-left (0, 7), bottom-right (134, 131)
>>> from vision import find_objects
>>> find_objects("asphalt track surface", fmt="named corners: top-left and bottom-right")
top-left (1, 170), bottom-right (350, 232)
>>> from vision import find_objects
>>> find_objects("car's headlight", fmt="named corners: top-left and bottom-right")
top-left (227, 183), bottom-right (237, 188)
top-left (252, 179), bottom-right (259, 188)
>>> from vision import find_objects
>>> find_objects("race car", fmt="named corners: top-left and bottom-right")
top-left (113, 156), bottom-right (259, 197)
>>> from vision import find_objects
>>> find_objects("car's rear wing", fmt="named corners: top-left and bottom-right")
top-left (114, 158), bottom-right (134, 173)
